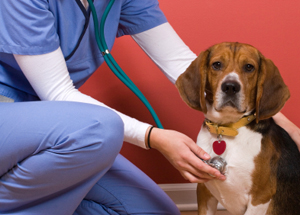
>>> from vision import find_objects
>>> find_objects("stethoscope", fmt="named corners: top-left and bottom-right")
top-left (87, 0), bottom-right (163, 128)
top-left (86, 0), bottom-right (231, 174)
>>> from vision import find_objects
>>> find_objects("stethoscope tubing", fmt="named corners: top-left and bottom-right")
top-left (87, 0), bottom-right (163, 128)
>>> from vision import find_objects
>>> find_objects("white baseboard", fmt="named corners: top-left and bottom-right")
top-left (159, 183), bottom-right (225, 211)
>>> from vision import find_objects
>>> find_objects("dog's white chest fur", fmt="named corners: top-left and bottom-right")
top-left (197, 125), bottom-right (263, 214)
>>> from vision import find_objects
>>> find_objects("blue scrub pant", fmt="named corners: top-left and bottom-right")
top-left (0, 101), bottom-right (180, 215)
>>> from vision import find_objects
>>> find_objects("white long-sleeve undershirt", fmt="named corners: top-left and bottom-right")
top-left (13, 22), bottom-right (197, 148)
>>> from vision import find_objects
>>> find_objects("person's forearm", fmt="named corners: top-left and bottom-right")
top-left (14, 47), bottom-right (151, 148)
top-left (273, 112), bottom-right (300, 151)
top-left (132, 22), bottom-right (197, 84)
top-left (290, 128), bottom-right (300, 151)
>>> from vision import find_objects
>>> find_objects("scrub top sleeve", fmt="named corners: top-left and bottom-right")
top-left (0, 0), bottom-right (59, 55)
top-left (117, 0), bottom-right (167, 37)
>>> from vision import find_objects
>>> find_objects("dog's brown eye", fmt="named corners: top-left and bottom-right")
top-left (243, 64), bottom-right (255, 72)
top-left (212, 62), bottom-right (222, 71)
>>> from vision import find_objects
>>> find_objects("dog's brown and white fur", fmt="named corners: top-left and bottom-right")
top-left (176, 42), bottom-right (300, 215)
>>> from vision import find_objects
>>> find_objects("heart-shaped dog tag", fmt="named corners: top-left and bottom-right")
top-left (213, 140), bottom-right (226, 155)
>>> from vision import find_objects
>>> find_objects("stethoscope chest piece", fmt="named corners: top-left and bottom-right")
top-left (205, 156), bottom-right (227, 175)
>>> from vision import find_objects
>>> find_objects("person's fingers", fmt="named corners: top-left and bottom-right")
top-left (185, 142), bottom-right (226, 180)
top-left (188, 140), bottom-right (211, 160)
top-left (187, 152), bottom-right (226, 181)
top-left (181, 170), bottom-right (210, 183)
top-left (176, 155), bottom-right (216, 180)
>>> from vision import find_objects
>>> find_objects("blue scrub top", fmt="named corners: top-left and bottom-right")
top-left (0, 0), bottom-right (167, 102)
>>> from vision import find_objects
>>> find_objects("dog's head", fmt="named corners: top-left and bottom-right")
top-left (176, 42), bottom-right (290, 124)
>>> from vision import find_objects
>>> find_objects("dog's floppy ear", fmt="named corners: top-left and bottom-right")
top-left (256, 55), bottom-right (290, 122)
top-left (175, 50), bottom-right (210, 113)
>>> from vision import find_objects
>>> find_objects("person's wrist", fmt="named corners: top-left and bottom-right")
top-left (148, 126), bottom-right (155, 149)
top-left (145, 126), bottom-right (155, 149)
top-left (145, 126), bottom-right (163, 150)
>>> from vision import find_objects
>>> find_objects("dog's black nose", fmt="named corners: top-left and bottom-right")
top-left (221, 81), bottom-right (240, 95)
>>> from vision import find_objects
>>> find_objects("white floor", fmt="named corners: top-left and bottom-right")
top-left (181, 210), bottom-right (232, 215)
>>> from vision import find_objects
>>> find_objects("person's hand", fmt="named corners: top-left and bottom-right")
top-left (147, 127), bottom-right (226, 183)
top-left (273, 112), bottom-right (300, 151)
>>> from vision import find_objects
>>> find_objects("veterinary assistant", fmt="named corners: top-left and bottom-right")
top-left (0, 0), bottom-right (224, 214)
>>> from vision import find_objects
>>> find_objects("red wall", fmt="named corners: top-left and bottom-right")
top-left (81, 0), bottom-right (300, 184)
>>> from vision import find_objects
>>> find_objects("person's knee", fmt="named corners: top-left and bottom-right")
top-left (72, 103), bottom-right (124, 150)
top-left (48, 102), bottom-right (124, 166)
top-left (95, 106), bottom-right (124, 151)
top-left (74, 105), bottom-right (124, 172)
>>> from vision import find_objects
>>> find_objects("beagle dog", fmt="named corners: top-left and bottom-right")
top-left (176, 42), bottom-right (300, 215)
